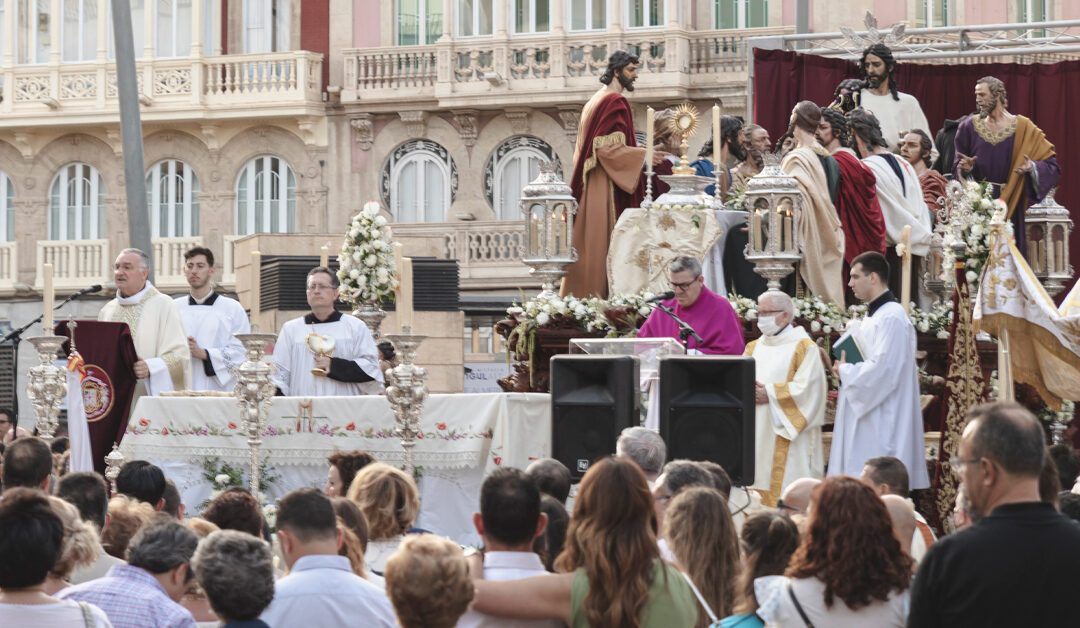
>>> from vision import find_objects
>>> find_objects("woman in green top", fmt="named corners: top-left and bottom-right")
top-left (470, 456), bottom-right (698, 628)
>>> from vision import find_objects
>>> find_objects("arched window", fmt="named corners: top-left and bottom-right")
top-left (49, 163), bottom-right (106, 240)
top-left (484, 136), bottom-right (561, 220)
top-left (0, 172), bottom-right (14, 242)
top-left (235, 156), bottom-right (296, 235)
top-left (381, 140), bottom-right (457, 223)
top-left (147, 159), bottom-right (200, 237)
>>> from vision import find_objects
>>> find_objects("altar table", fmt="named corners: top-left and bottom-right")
top-left (120, 393), bottom-right (552, 546)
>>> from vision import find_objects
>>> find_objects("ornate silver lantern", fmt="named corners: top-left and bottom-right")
top-left (1025, 188), bottom-right (1073, 297)
top-left (521, 161), bottom-right (577, 299)
top-left (26, 334), bottom-right (67, 440)
top-left (742, 153), bottom-right (803, 291)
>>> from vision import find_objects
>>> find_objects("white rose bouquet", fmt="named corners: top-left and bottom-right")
top-left (337, 201), bottom-right (398, 307)
top-left (942, 180), bottom-right (1010, 290)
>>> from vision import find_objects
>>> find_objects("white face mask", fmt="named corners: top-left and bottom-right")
top-left (757, 315), bottom-right (783, 336)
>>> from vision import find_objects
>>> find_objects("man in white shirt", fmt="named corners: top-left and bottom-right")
top-left (457, 468), bottom-right (560, 628)
top-left (174, 247), bottom-right (249, 392)
top-left (260, 488), bottom-right (396, 628)
top-left (271, 267), bottom-right (383, 397)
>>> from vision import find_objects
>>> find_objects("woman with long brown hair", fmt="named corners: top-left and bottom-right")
top-left (755, 476), bottom-right (913, 627)
top-left (469, 456), bottom-right (698, 627)
top-left (665, 487), bottom-right (741, 627)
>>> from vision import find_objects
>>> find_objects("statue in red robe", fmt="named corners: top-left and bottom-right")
top-left (560, 52), bottom-right (646, 299)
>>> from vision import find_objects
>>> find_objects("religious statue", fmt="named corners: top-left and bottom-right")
top-left (858, 43), bottom-right (936, 155)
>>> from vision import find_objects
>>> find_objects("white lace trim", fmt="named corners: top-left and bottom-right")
top-left (119, 443), bottom-right (482, 469)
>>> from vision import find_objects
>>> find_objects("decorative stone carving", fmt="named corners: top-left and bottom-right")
top-left (351, 114), bottom-right (374, 150)
top-left (200, 123), bottom-right (221, 154)
top-left (399, 111), bottom-right (428, 139)
top-left (505, 109), bottom-right (530, 134)
top-left (297, 116), bottom-right (318, 147)
top-left (451, 110), bottom-right (479, 148)
top-left (557, 108), bottom-right (580, 144)
top-left (105, 128), bottom-right (123, 157)
top-left (13, 132), bottom-right (34, 160)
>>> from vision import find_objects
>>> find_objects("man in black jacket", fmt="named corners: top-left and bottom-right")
top-left (907, 402), bottom-right (1080, 628)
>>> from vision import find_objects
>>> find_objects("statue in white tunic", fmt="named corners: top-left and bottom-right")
top-left (98, 248), bottom-right (190, 396)
top-left (271, 267), bottom-right (383, 397)
top-left (173, 247), bottom-right (249, 392)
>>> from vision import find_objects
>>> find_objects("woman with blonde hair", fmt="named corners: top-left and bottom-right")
top-left (384, 534), bottom-right (474, 628)
top-left (470, 456), bottom-right (698, 627)
top-left (42, 497), bottom-right (100, 595)
top-left (346, 462), bottom-right (420, 574)
top-left (100, 495), bottom-right (155, 559)
top-left (665, 487), bottom-right (741, 627)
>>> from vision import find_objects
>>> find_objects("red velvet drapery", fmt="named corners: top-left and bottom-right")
top-left (752, 48), bottom-right (1080, 288)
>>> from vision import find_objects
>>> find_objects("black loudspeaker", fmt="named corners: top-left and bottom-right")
top-left (550, 355), bottom-right (640, 481)
top-left (659, 356), bottom-right (756, 485)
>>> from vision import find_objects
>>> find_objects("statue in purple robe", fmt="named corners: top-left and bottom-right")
top-left (953, 76), bottom-right (1060, 255)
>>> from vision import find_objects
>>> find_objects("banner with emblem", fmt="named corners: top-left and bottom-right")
top-left (57, 321), bottom-right (140, 474)
top-left (974, 220), bottom-right (1080, 408)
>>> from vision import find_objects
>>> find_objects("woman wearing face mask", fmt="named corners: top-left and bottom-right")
top-left (742, 291), bottom-right (829, 507)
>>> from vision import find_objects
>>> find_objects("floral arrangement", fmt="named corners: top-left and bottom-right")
top-left (723, 178), bottom-right (748, 212)
top-left (337, 201), bottom-right (397, 307)
top-left (941, 180), bottom-right (1010, 288)
top-left (196, 456), bottom-right (280, 522)
top-left (730, 292), bottom-right (954, 339)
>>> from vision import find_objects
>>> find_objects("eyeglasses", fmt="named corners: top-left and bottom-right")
top-left (307, 284), bottom-right (336, 293)
top-left (671, 277), bottom-right (700, 291)
top-left (776, 499), bottom-right (804, 515)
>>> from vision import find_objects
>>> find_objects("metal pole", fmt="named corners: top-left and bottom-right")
top-left (111, 0), bottom-right (153, 281)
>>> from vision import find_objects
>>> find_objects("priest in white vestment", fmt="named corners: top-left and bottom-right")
top-left (828, 252), bottom-right (929, 489)
top-left (272, 266), bottom-right (383, 397)
top-left (98, 248), bottom-right (191, 396)
top-left (744, 291), bottom-right (827, 507)
top-left (174, 247), bottom-right (250, 392)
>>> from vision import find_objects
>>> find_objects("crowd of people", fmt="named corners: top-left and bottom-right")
top-left (2, 400), bottom-right (1079, 627)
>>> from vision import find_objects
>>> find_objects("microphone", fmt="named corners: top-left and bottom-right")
top-left (75, 284), bottom-right (103, 296)
top-left (646, 291), bottom-right (675, 303)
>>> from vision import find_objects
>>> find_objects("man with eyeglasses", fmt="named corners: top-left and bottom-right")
top-left (743, 290), bottom-right (826, 507)
top-left (637, 256), bottom-right (744, 356)
top-left (271, 266), bottom-right (383, 397)
top-left (907, 402), bottom-right (1080, 628)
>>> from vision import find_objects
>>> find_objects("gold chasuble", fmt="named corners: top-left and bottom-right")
top-left (744, 325), bottom-right (827, 506)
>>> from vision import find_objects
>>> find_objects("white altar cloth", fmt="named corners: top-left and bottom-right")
top-left (120, 393), bottom-right (552, 546)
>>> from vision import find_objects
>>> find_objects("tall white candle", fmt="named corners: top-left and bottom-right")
top-left (43, 263), bottom-right (54, 332)
top-left (400, 258), bottom-right (414, 331)
top-left (645, 107), bottom-right (655, 169)
top-left (712, 104), bottom-right (721, 169)
top-left (320, 244), bottom-right (329, 268)
top-left (250, 251), bottom-right (261, 325)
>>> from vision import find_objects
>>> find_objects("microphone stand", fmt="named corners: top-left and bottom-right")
top-left (3, 289), bottom-right (100, 429)
top-left (653, 304), bottom-right (703, 352)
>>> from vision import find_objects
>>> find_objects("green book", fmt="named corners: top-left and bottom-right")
top-left (832, 330), bottom-right (865, 364)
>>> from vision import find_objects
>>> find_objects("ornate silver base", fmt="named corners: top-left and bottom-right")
top-left (384, 329), bottom-right (428, 476)
top-left (26, 334), bottom-right (67, 441)
top-left (653, 174), bottom-right (714, 209)
top-left (743, 252), bottom-right (801, 292)
top-left (522, 258), bottom-right (574, 300)
top-left (105, 444), bottom-right (126, 495)
top-left (353, 302), bottom-right (388, 339)
top-left (233, 332), bottom-right (278, 496)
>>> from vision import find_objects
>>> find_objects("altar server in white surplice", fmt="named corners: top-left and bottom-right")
top-left (174, 247), bottom-right (249, 392)
top-left (828, 252), bottom-right (929, 489)
top-left (744, 291), bottom-right (827, 507)
top-left (272, 266), bottom-right (383, 397)
top-left (98, 248), bottom-right (191, 396)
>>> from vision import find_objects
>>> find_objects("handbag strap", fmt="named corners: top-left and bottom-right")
top-left (785, 580), bottom-right (816, 628)
top-left (678, 570), bottom-right (720, 625)
top-left (78, 601), bottom-right (95, 628)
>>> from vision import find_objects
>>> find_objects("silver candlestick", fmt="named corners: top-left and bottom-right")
top-left (384, 327), bottom-right (428, 476)
top-left (26, 335), bottom-right (67, 440)
top-left (353, 301), bottom-right (388, 339)
top-left (105, 443), bottom-right (125, 496)
top-left (233, 332), bottom-right (278, 496)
